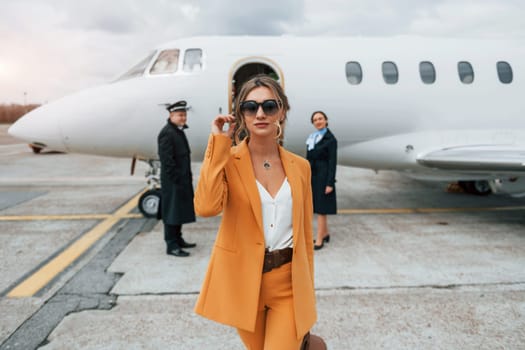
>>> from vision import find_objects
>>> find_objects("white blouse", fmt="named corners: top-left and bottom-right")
top-left (255, 178), bottom-right (293, 251)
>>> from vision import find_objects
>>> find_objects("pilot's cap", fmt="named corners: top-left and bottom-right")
top-left (166, 100), bottom-right (187, 113)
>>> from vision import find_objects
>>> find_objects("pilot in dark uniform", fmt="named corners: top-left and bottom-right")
top-left (157, 100), bottom-right (196, 257)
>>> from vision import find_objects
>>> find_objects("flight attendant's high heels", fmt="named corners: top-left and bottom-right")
top-left (314, 234), bottom-right (331, 245)
top-left (314, 234), bottom-right (330, 250)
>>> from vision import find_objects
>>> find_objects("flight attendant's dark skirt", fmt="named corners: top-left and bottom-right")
top-left (311, 178), bottom-right (337, 215)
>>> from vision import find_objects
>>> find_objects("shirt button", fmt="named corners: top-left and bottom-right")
top-left (270, 224), bottom-right (274, 228)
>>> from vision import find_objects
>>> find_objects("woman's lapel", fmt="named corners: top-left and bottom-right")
top-left (232, 141), bottom-right (264, 235)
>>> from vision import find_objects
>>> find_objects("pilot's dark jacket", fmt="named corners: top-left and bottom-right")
top-left (157, 119), bottom-right (196, 225)
top-left (306, 128), bottom-right (337, 215)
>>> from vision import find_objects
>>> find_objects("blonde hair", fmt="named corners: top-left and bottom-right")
top-left (233, 74), bottom-right (290, 145)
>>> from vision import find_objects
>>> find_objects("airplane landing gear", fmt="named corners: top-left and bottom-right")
top-left (139, 189), bottom-right (161, 218)
top-left (138, 160), bottom-right (162, 218)
top-left (29, 144), bottom-right (43, 153)
top-left (458, 180), bottom-right (492, 196)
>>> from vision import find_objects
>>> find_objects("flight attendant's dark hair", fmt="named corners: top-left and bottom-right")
top-left (310, 110), bottom-right (328, 126)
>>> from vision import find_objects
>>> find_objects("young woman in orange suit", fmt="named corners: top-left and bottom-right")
top-left (194, 75), bottom-right (317, 349)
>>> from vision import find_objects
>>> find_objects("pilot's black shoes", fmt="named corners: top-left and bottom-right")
top-left (165, 236), bottom-right (194, 256)
top-left (178, 237), bottom-right (197, 249)
top-left (167, 246), bottom-right (190, 257)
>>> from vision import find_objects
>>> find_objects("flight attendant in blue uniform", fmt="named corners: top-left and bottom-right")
top-left (306, 111), bottom-right (337, 250)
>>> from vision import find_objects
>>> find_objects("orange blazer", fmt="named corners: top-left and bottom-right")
top-left (194, 134), bottom-right (317, 339)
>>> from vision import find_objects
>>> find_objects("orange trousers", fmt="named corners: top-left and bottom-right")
top-left (236, 262), bottom-right (304, 350)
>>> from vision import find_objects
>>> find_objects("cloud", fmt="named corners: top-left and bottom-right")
top-left (284, 0), bottom-right (525, 38)
top-left (181, 4), bottom-right (200, 22)
top-left (1, 0), bottom-right (524, 104)
top-left (182, 0), bottom-right (304, 35)
top-left (284, 0), bottom-right (436, 35)
top-left (409, 1), bottom-right (525, 38)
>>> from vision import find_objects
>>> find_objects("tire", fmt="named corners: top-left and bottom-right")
top-left (138, 189), bottom-right (161, 218)
top-left (29, 144), bottom-right (42, 154)
top-left (461, 180), bottom-right (492, 196)
top-left (471, 180), bottom-right (492, 195)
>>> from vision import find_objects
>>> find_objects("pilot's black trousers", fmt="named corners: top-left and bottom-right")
top-left (164, 224), bottom-right (183, 247)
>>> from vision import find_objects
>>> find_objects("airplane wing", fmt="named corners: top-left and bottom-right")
top-left (417, 145), bottom-right (525, 172)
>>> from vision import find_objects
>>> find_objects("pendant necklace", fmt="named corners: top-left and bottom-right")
top-left (263, 160), bottom-right (271, 170)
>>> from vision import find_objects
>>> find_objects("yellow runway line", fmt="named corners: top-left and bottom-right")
top-left (338, 208), bottom-right (415, 214)
top-left (0, 213), bottom-right (143, 221)
top-left (7, 191), bottom-right (145, 298)
top-left (337, 205), bottom-right (525, 215)
top-left (415, 205), bottom-right (525, 213)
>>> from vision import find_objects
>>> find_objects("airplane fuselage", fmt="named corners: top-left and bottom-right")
top-left (9, 36), bottom-right (525, 189)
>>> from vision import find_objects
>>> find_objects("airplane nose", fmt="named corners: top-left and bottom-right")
top-left (8, 104), bottom-right (67, 152)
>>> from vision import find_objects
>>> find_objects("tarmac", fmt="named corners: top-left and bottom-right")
top-left (1, 124), bottom-right (525, 349)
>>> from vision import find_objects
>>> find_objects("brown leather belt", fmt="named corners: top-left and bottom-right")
top-left (263, 247), bottom-right (293, 273)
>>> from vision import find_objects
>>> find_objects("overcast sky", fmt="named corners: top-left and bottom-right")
top-left (0, 0), bottom-right (524, 104)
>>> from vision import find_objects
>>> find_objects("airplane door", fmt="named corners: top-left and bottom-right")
top-left (229, 58), bottom-right (284, 114)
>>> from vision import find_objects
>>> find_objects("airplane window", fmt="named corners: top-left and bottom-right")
top-left (497, 61), bottom-right (513, 84)
top-left (183, 49), bottom-right (203, 72)
top-left (116, 51), bottom-right (156, 81)
top-left (419, 61), bottom-right (436, 84)
top-left (458, 61), bottom-right (474, 84)
top-left (345, 62), bottom-right (362, 84)
top-left (150, 49), bottom-right (180, 75)
top-left (382, 61), bottom-right (398, 84)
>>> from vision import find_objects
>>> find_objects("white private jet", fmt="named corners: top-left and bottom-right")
top-left (8, 36), bottom-right (525, 216)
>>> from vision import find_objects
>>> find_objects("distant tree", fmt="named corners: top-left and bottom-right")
top-left (0, 104), bottom-right (41, 123)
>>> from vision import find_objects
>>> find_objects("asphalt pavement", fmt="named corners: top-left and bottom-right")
top-left (1, 124), bottom-right (524, 349)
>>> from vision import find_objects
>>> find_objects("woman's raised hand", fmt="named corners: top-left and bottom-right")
top-left (211, 114), bottom-right (236, 137)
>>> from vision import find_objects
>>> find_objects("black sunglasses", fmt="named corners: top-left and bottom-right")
top-left (239, 99), bottom-right (281, 116)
